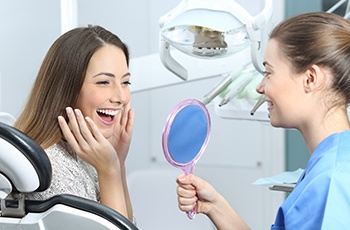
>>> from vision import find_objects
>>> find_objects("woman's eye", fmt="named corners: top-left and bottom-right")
top-left (122, 81), bottom-right (131, 86)
top-left (97, 81), bottom-right (109, 85)
top-left (263, 71), bottom-right (271, 79)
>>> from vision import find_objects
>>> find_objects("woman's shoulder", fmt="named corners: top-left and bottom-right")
top-left (45, 140), bottom-right (77, 161)
top-left (45, 140), bottom-right (97, 182)
top-left (30, 140), bottom-right (99, 201)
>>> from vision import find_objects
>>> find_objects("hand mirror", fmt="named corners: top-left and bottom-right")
top-left (162, 99), bottom-right (211, 219)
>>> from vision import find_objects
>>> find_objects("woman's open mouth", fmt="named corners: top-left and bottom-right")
top-left (96, 109), bottom-right (119, 125)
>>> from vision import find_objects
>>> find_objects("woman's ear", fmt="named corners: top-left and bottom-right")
top-left (303, 64), bottom-right (326, 93)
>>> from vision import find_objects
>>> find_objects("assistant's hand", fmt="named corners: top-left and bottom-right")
top-left (109, 104), bottom-right (134, 166)
top-left (58, 107), bottom-right (120, 174)
top-left (176, 174), bottom-right (220, 216)
top-left (177, 174), bottom-right (251, 230)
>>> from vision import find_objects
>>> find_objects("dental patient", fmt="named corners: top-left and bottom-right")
top-left (14, 25), bottom-right (135, 223)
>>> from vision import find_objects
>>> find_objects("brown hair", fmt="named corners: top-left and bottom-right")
top-left (270, 12), bottom-right (350, 106)
top-left (15, 25), bottom-right (129, 149)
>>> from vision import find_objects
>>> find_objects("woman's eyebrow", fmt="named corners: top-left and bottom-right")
top-left (263, 61), bottom-right (274, 71)
top-left (122, 72), bottom-right (131, 78)
top-left (92, 72), bottom-right (115, 78)
top-left (92, 72), bottom-right (130, 78)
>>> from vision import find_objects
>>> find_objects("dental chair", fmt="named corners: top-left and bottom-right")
top-left (0, 122), bottom-right (138, 230)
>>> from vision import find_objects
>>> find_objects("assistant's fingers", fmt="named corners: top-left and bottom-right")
top-left (178, 199), bottom-right (198, 212)
top-left (177, 185), bottom-right (198, 212)
top-left (177, 183), bottom-right (197, 197)
top-left (176, 174), bottom-right (196, 189)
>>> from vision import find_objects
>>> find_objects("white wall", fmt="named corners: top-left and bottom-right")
top-left (0, 1), bottom-right (287, 229)
top-left (0, 1), bottom-right (61, 116)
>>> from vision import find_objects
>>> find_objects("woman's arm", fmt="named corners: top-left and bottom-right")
top-left (110, 106), bottom-right (135, 220)
top-left (177, 174), bottom-right (250, 230)
top-left (121, 165), bottom-right (134, 220)
top-left (98, 165), bottom-right (128, 217)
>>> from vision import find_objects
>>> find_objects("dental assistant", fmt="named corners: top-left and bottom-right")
top-left (176, 12), bottom-right (350, 229)
top-left (14, 25), bottom-right (135, 223)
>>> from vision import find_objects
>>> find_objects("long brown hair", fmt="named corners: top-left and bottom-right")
top-left (15, 25), bottom-right (129, 149)
top-left (270, 12), bottom-right (350, 106)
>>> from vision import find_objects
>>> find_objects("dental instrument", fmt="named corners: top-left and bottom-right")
top-left (202, 73), bottom-right (233, 105)
top-left (219, 73), bottom-right (255, 107)
top-left (250, 95), bottom-right (265, 116)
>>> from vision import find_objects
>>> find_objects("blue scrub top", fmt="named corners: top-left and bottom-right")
top-left (271, 130), bottom-right (350, 229)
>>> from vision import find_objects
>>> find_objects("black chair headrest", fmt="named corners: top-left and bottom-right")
top-left (0, 122), bottom-right (52, 193)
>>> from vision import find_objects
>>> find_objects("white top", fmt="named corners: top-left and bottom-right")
top-left (26, 140), bottom-right (99, 202)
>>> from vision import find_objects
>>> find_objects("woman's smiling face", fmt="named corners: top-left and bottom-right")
top-left (256, 39), bottom-right (307, 129)
top-left (75, 44), bottom-right (131, 139)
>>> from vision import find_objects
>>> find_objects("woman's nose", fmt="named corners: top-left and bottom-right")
top-left (110, 85), bottom-right (130, 105)
top-left (255, 77), bottom-right (266, 95)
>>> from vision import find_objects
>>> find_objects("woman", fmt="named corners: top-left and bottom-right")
top-left (15, 25), bottom-right (134, 221)
top-left (176, 12), bottom-right (350, 229)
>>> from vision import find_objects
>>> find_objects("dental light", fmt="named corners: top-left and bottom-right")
top-left (159, 0), bottom-right (273, 80)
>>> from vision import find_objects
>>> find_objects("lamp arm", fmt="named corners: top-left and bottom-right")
top-left (250, 40), bottom-right (264, 74)
top-left (248, 0), bottom-right (273, 74)
top-left (159, 37), bottom-right (188, 80)
top-left (252, 0), bottom-right (273, 30)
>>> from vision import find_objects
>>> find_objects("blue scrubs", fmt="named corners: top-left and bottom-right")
top-left (271, 130), bottom-right (350, 229)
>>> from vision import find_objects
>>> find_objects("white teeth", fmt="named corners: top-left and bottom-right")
top-left (97, 109), bottom-right (119, 116)
top-left (267, 102), bottom-right (273, 107)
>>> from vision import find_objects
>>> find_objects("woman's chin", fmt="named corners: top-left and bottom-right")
top-left (269, 116), bottom-right (280, 128)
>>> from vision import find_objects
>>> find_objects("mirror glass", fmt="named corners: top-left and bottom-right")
top-left (162, 99), bottom-right (211, 219)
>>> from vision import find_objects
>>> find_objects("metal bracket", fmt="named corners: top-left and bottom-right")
top-left (0, 193), bottom-right (26, 217)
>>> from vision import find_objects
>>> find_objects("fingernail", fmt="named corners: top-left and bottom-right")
top-left (65, 107), bottom-right (72, 115)
top-left (178, 175), bottom-right (186, 182)
top-left (74, 109), bottom-right (81, 116)
top-left (57, 116), bottom-right (63, 124)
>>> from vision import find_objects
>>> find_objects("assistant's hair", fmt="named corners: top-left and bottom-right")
top-left (270, 12), bottom-right (350, 106)
top-left (15, 25), bottom-right (129, 149)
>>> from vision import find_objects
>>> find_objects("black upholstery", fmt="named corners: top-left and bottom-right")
top-left (0, 122), bottom-right (52, 191)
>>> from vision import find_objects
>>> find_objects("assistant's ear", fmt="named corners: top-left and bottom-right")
top-left (303, 64), bottom-right (326, 93)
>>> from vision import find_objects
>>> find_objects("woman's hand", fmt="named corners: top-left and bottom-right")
top-left (58, 107), bottom-right (120, 174)
top-left (177, 174), bottom-right (251, 230)
top-left (109, 104), bottom-right (134, 166)
top-left (176, 174), bottom-right (218, 215)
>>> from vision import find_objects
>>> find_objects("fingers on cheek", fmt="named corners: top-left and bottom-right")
top-left (58, 116), bottom-right (73, 135)
top-left (57, 116), bottom-right (65, 127)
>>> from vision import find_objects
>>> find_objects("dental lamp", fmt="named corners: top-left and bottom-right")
top-left (159, 0), bottom-right (273, 80)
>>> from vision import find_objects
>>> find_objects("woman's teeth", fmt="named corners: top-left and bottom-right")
top-left (97, 109), bottom-right (119, 116)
